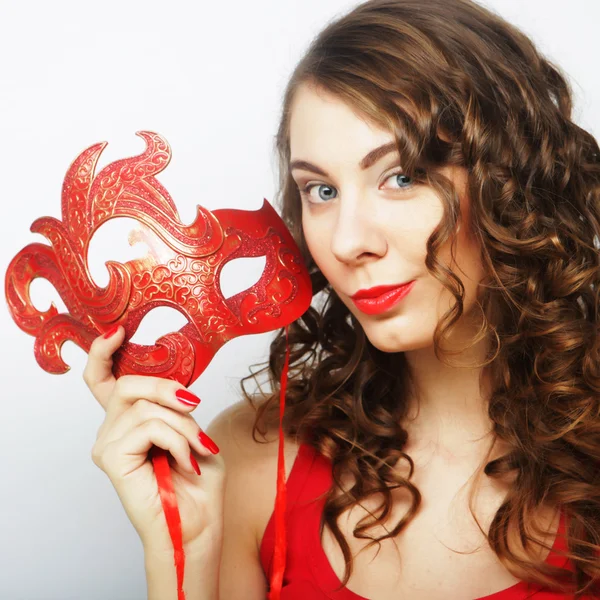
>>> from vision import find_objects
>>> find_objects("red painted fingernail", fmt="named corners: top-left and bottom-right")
top-left (103, 325), bottom-right (120, 339)
top-left (190, 452), bottom-right (201, 475)
top-left (198, 430), bottom-right (219, 454)
top-left (175, 389), bottom-right (201, 406)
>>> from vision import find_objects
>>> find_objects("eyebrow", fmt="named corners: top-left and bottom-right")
top-left (289, 141), bottom-right (398, 177)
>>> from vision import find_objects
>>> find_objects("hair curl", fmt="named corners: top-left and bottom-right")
top-left (240, 0), bottom-right (600, 596)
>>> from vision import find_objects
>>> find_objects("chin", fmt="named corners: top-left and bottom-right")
top-left (368, 337), bottom-right (431, 354)
top-left (360, 319), bottom-right (434, 354)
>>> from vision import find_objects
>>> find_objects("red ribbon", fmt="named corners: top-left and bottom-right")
top-left (269, 324), bottom-right (291, 599)
top-left (148, 323), bottom-right (291, 600)
top-left (151, 446), bottom-right (187, 600)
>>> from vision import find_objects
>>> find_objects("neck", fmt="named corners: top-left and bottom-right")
top-left (401, 324), bottom-right (495, 455)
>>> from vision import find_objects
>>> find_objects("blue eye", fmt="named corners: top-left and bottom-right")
top-left (386, 172), bottom-right (414, 189)
top-left (300, 183), bottom-right (338, 203)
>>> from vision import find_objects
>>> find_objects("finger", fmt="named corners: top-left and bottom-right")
top-left (103, 419), bottom-right (200, 478)
top-left (83, 325), bottom-right (126, 410)
top-left (105, 399), bottom-right (217, 459)
top-left (105, 375), bottom-right (202, 423)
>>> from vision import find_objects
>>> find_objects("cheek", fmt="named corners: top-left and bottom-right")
top-left (301, 214), bottom-right (328, 268)
top-left (386, 199), bottom-right (443, 258)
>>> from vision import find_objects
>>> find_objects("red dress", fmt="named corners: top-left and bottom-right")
top-left (260, 442), bottom-right (588, 599)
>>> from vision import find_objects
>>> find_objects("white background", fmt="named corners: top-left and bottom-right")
top-left (0, 1), bottom-right (598, 598)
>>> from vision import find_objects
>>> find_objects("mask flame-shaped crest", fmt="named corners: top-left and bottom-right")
top-left (4, 131), bottom-right (311, 600)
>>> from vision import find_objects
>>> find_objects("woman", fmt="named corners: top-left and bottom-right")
top-left (84, 0), bottom-right (600, 598)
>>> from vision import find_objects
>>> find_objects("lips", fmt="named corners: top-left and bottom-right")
top-left (350, 280), bottom-right (416, 316)
top-left (351, 281), bottom-right (415, 300)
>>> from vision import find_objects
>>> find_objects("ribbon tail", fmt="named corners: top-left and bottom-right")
top-left (268, 324), bottom-right (291, 600)
top-left (151, 446), bottom-right (187, 600)
top-left (148, 323), bottom-right (292, 600)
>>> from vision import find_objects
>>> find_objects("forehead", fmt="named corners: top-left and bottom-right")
top-left (289, 83), bottom-right (394, 163)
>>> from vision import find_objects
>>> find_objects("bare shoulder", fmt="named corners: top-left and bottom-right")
top-left (205, 397), bottom-right (302, 549)
top-left (204, 395), bottom-right (300, 469)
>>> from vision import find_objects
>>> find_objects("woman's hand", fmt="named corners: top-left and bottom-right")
top-left (83, 326), bottom-right (226, 555)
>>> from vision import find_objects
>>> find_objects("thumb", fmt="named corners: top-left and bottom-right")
top-left (83, 325), bottom-right (126, 410)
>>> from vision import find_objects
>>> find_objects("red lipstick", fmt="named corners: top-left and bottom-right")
top-left (351, 280), bottom-right (416, 315)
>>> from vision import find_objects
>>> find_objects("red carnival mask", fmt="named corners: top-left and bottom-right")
top-left (4, 131), bottom-right (310, 600)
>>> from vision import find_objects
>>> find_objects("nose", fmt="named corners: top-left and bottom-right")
top-left (330, 195), bottom-right (387, 265)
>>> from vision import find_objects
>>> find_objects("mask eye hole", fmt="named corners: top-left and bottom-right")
top-left (128, 306), bottom-right (189, 346)
top-left (220, 255), bottom-right (267, 300)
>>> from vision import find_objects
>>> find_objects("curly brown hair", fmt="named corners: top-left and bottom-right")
top-left (240, 0), bottom-right (600, 596)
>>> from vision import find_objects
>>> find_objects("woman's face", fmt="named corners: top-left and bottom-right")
top-left (289, 82), bottom-right (486, 353)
